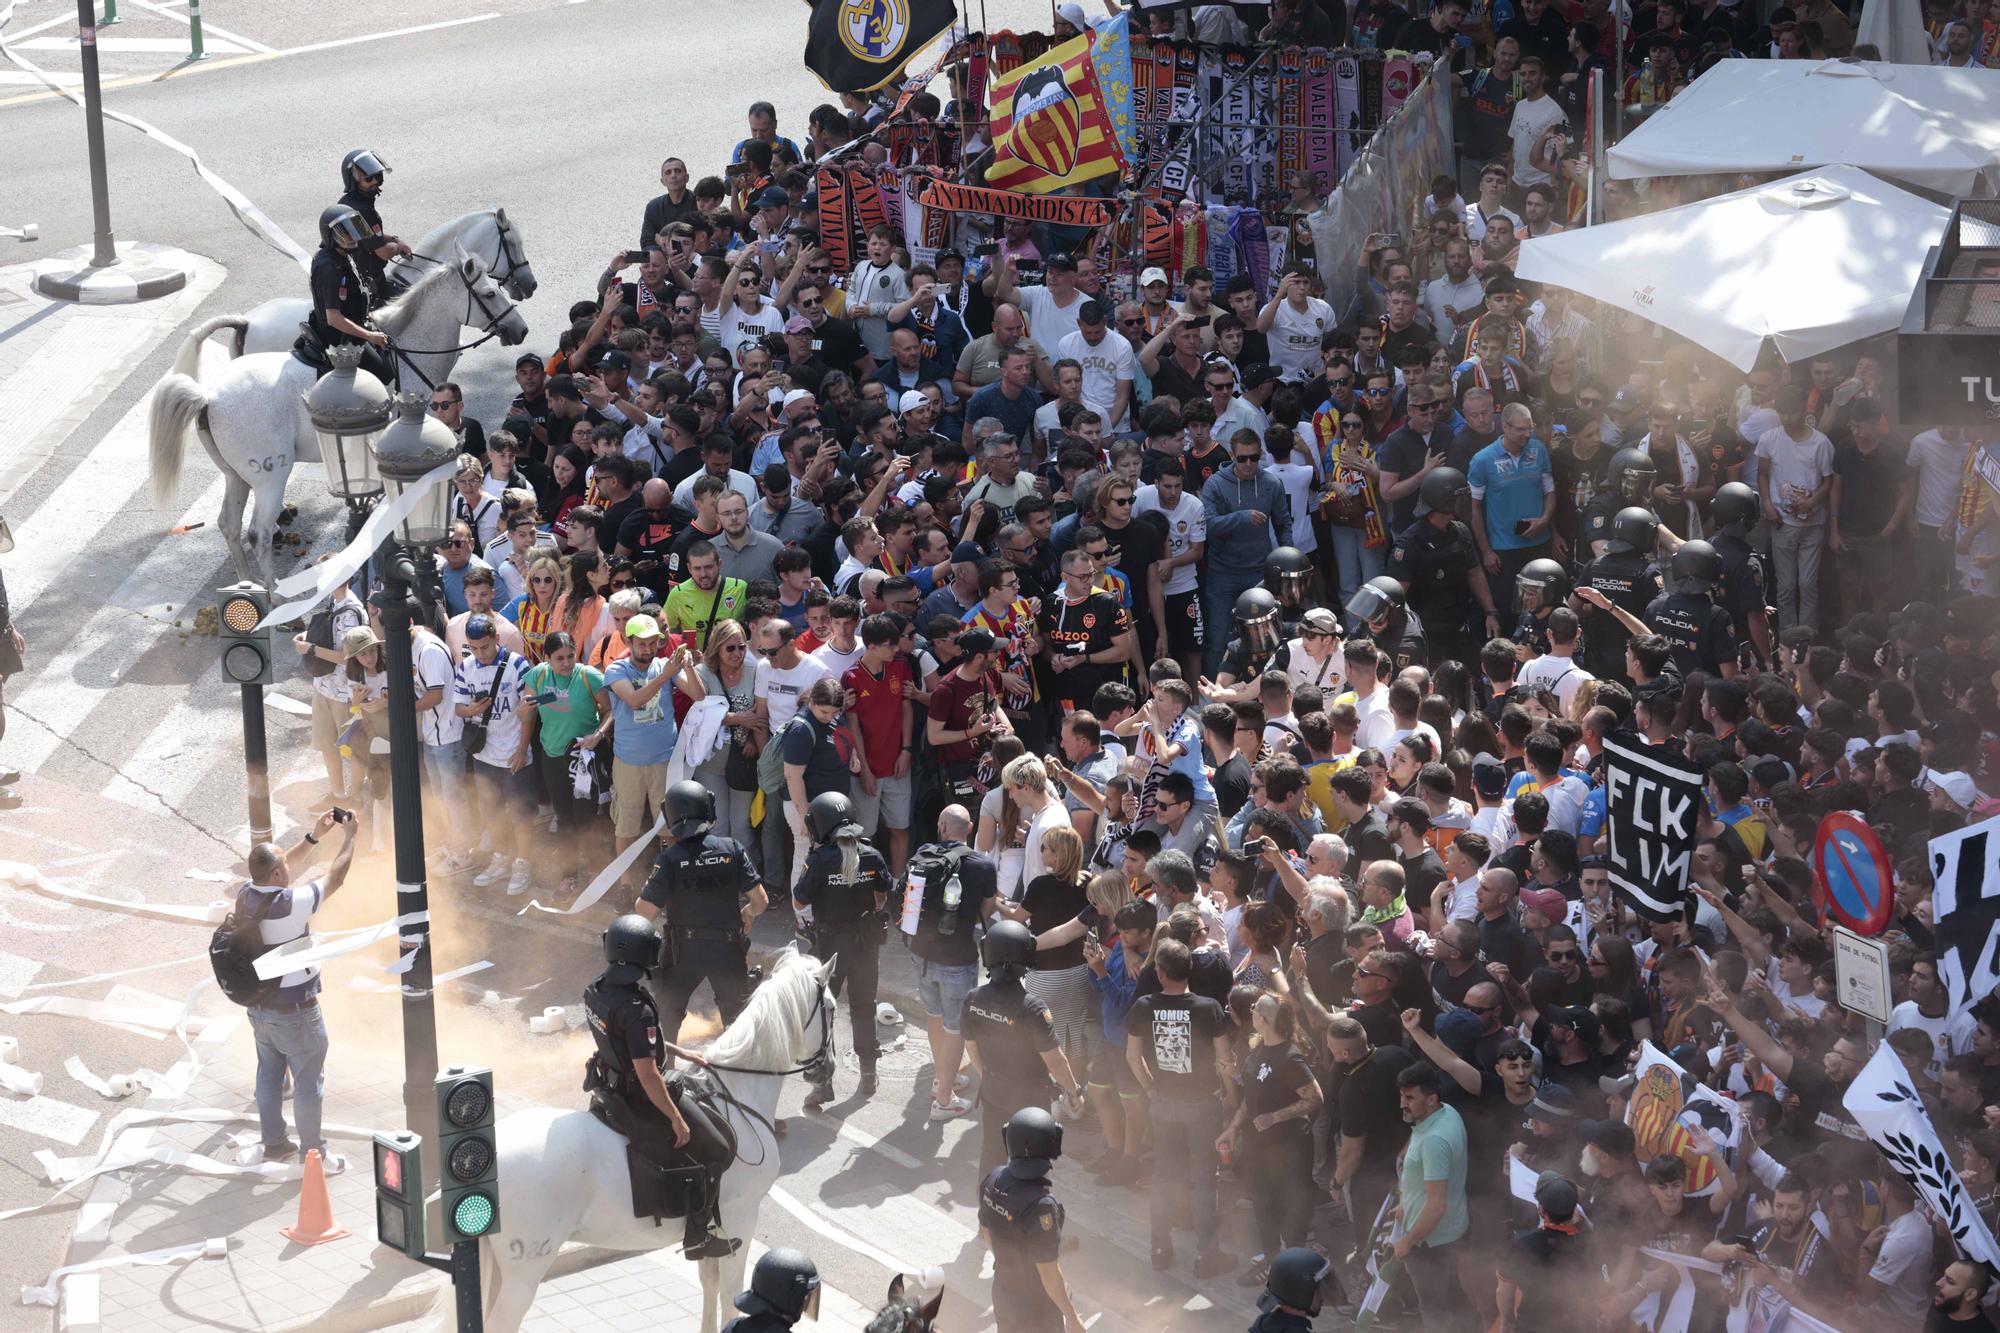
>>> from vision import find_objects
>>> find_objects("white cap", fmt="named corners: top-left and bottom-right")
top-left (781, 388), bottom-right (814, 410)
top-left (897, 390), bottom-right (929, 415)
top-left (1924, 768), bottom-right (1978, 810)
top-left (1139, 266), bottom-right (1168, 287)
top-left (1056, 2), bottom-right (1089, 29)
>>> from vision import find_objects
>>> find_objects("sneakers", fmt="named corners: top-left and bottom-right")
top-left (440, 852), bottom-right (479, 877)
top-left (927, 1095), bottom-right (972, 1122)
top-left (471, 853), bottom-right (510, 887)
top-left (1193, 1250), bottom-right (1237, 1279)
top-left (505, 858), bottom-right (532, 896)
top-left (258, 1140), bottom-right (299, 1164)
top-left (1151, 1243), bottom-right (1174, 1271)
top-left (547, 813), bottom-right (562, 836)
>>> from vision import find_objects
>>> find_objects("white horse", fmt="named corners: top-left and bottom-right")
top-left (147, 248), bottom-right (529, 588)
top-left (439, 950), bottom-right (834, 1333)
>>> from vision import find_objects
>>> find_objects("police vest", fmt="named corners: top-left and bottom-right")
top-left (978, 1163), bottom-right (1059, 1243)
top-left (801, 843), bottom-right (889, 925)
top-left (583, 975), bottom-right (654, 1092)
top-left (661, 836), bottom-right (751, 931)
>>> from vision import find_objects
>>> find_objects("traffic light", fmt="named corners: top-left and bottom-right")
top-left (216, 582), bottom-right (274, 686)
top-left (435, 1066), bottom-right (499, 1243)
top-left (372, 1131), bottom-right (426, 1260)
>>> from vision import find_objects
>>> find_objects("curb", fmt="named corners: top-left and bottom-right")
top-left (265, 1242), bottom-right (628, 1333)
top-left (32, 242), bottom-right (198, 305)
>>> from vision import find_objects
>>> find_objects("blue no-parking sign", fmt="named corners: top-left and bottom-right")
top-left (1814, 812), bottom-right (1893, 936)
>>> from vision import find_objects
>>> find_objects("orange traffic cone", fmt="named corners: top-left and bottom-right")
top-left (281, 1148), bottom-right (351, 1245)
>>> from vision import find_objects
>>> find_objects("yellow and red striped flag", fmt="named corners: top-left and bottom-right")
top-left (986, 34), bottom-right (1127, 196)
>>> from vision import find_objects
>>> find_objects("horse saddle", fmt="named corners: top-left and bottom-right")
top-left (588, 1071), bottom-right (727, 1227)
top-left (290, 323), bottom-right (399, 389)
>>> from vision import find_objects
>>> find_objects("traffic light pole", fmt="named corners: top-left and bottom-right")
top-left (241, 682), bottom-right (272, 846)
top-left (451, 1240), bottom-right (483, 1332)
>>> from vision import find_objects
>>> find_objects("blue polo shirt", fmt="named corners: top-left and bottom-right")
top-left (1467, 436), bottom-right (1555, 552)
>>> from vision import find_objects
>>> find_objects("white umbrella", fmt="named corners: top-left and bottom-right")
top-left (1855, 0), bottom-right (1935, 64)
top-left (1515, 165), bottom-right (1951, 371)
top-left (1606, 59), bottom-right (2000, 196)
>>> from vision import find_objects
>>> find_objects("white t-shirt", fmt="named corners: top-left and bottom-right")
top-left (1268, 461), bottom-right (1319, 555)
top-left (1280, 639), bottom-right (1344, 694)
top-left (1507, 95), bottom-right (1567, 186)
top-left (309, 595), bottom-right (367, 703)
top-left (451, 648), bottom-right (532, 769)
top-left (413, 630), bottom-right (464, 747)
top-left (1018, 284), bottom-right (1088, 349)
top-left (810, 640), bottom-right (866, 679)
top-left (1907, 429), bottom-right (1971, 529)
top-left (846, 260), bottom-right (910, 360)
top-left (1034, 396), bottom-right (1113, 452)
top-left (1348, 685), bottom-right (1397, 751)
top-left (1021, 800), bottom-right (1075, 889)
top-left (719, 301), bottom-right (785, 367)
top-left (1268, 297), bottom-right (1335, 382)
top-left (1517, 652), bottom-right (1593, 714)
top-left (1421, 273), bottom-right (1485, 343)
top-left (672, 468), bottom-right (757, 511)
top-left (1887, 999), bottom-right (1978, 1084)
top-left (1132, 486), bottom-right (1206, 595)
top-left (1053, 328), bottom-right (1136, 430)
top-left (1864, 1209), bottom-right (1935, 1328)
top-left (1444, 872), bottom-right (1481, 922)
top-left (756, 653), bottom-right (833, 733)
top-left (1463, 203), bottom-right (1524, 245)
top-left (1754, 425), bottom-right (1834, 526)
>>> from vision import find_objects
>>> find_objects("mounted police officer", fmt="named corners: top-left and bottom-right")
top-left (978, 1107), bottom-right (1087, 1333)
top-left (793, 792), bottom-right (892, 1109)
top-left (1387, 467), bottom-right (1500, 671)
top-left (638, 780), bottom-right (767, 1063)
top-left (1645, 539), bottom-right (1740, 678)
top-left (1509, 557), bottom-right (1569, 658)
top-left (336, 148), bottom-right (409, 307)
top-left (724, 1248), bottom-right (821, 1331)
top-left (303, 205), bottom-right (396, 386)
top-left (1574, 506), bottom-right (1662, 683)
top-left (1579, 448), bottom-right (1656, 559)
top-left (582, 914), bottom-right (739, 1259)
top-left (1709, 481), bottom-right (1771, 669)
top-left (1345, 575), bottom-right (1428, 672)
top-left (960, 920), bottom-right (1083, 1177)
top-left (1252, 1247), bottom-right (1332, 1331)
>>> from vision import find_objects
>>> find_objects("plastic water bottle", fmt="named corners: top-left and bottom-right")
top-left (1639, 54), bottom-right (1655, 107)
top-left (943, 872), bottom-right (963, 910)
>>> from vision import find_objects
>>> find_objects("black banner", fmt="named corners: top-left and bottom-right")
top-left (1898, 327), bottom-right (2000, 428)
top-left (1601, 733), bottom-right (1705, 924)
top-left (805, 0), bottom-right (957, 95)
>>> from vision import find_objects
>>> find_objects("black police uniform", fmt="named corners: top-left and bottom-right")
top-left (1218, 636), bottom-right (1283, 684)
top-left (1509, 606), bottom-right (1554, 659)
top-left (1249, 1311), bottom-right (1315, 1332)
top-left (1367, 605), bottom-right (1428, 672)
top-left (1644, 589), bottom-right (1739, 678)
top-left (978, 1161), bottom-right (1065, 1332)
top-left (640, 832), bottom-right (760, 1046)
top-left (1713, 531), bottom-right (1767, 657)
top-left (1578, 492), bottom-right (1623, 555)
top-left (960, 977), bottom-right (1060, 1176)
top-left (581, 965), bottom-right (733, 1248)
top-left (305, 246), bottom-right (396, 386)
top-left (1388, 517), bottom-right (1482, 667)
top-left (905, 841), bottom-right (1000, 971)
top-left (792, 840), bottom-right (893, 1078)
top-left (336, 185), bottom-right (391, 307)
top-left (1576, 551), bottom-right (1659, 682)
top-left (721, 1314), bottom-right (792, 1333)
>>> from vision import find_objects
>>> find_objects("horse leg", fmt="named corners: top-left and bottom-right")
top-left (700, 1244), bottom-right (752, 1333)
top-left (482, 1239), bottom-right (560, 1333)
top-left (246, 477), bottom-right (289, 592)
top-left (216, 467), bottom-right (254, 588)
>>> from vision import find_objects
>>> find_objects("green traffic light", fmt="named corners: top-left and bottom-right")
top-left (453, 1192), bottom-right (496, 1237)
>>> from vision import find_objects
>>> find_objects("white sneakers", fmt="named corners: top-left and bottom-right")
top-left (504, 858), bottom-right (532, 896)
top-left (472, 853), bottom-right (509, 887)
top-left (927, 1094), bottom-right (973, 1122)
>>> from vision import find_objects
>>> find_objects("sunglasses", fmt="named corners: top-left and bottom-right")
top-left (799, 297), bottom-right (821, 308)
top-left (1105, 496), bottom-right (1133, 506)
top-left (1408, 401), bottom-right (1438, 413)
top-left (1578, 396), bottom-right (1603, 408)
top-left (610, 577), bottom-right (637, 589)
top-left (738, 277), bottom-right (759, 287)
top-left (1119, 316), bottom-right (1145, 327)
top-left (1328, 377), bottom-right (1354, 388)
top-left (1362, 387), bottom-right (1391, 396)
top-left (445, 539), bottom-right (471, 548)
top-left (431, 398), bottom-right (458, 410)
top-left (1207, 382), bottom-right (1235, 392)
top-left (723, 644), bottom-right (747, 653)
top-left (1548, 950), bottom-right (1581, 962)
top-left (1341, 419), bottom-right (1364, 429)
top-left (1084, 550), bottom-right (1109, 561)
top-left (1234, 454), bottom-right (1262, 464)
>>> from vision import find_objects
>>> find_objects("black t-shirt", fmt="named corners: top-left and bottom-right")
top-left (1478, 911), bottom-right (1542, 977)
top-left (1125, 991), bottom-right (1230, 1101)
top-left (1831, 437), bottom-right (1902, 540)
top-left (1391, 15), bottom-right (1452, 52)
top-left (1184, 441), bottom-right (1230, 495)
top-left (1550, 441), bottom-right (1611, 540)
top-left (1501, 12), bottom-right (1575, 70)
top-left (1213, 752), bottom-right (1253, 820)
top-left (1038, 588), bottom-right (1130, 712)
top-left (1378, 423), bottom-right (1454, 531)
top-left (1502, 1225), bottom-right (1597, 1329)
top-left (1457, 1073), bottom-right (1535, 1197)
top-left (1242, 1044), bottom-right (1318, 1147)
top-left (1430, 959), bottom-right (1499, 1010)
top-left (659, 445), bottom-right (705, 491)
top-left (1333, 1045), bottom-right (1415, 1163)
top-left (783, 713), bottom-right (853, 799)
top-left (1021, 874), bottom-right (1090, 970)
top-left (1351, 999), bottom-right (1405, 1049)
top-left (665, 519), bottom-right (726, 586)
top-left (1346, 811), bottom-right (1395, 867)
top-left (1398, 847), bottom-right (1448, 907)
top-left (616, 503), bottom-right (698, 599)
top-left (806, 316), bottom-right (869, 378)
top-left (1098, 515), bottom-right (1166, 630)
top-left (961, 980), bottom-right (1059, 1098)
top-left (1783, 1062), bottom-right (1865, 1146)
top-left (1150, 358), bottom-right (1203, 407)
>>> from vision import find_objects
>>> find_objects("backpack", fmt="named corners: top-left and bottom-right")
top-left (210, 889), bottom-right (281, 1007)
top-left (301, 605), bottom-right (340, 678)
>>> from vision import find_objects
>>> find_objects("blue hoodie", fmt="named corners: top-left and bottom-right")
top-left (1200, 465), bottom-right (1292, 577)
top-left (1087, 938), bottom-right (1147, 1046)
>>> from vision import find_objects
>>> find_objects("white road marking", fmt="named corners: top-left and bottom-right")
top-left (0, 1094), bottom-right (98, 1146)
top-left (833, 1115), bottom-right (924, 1170)
top-left (0, 951), bottom-right (47, 996)
top-left (114, 0), bottom-right (275, 53)
top-left (0, 313), bottom-right (157, 506)
top-left (0, 68), bottom-right (79, 84)
top-left (279, 13), bottom-right (498, 56)
top-left (14, 34), bottom-right (249, 53)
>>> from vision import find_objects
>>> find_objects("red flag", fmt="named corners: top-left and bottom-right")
top-left (986, 35), bottom-right (1126, 195)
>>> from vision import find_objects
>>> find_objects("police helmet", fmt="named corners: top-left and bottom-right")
top-left (1345, 575), bottom-right (1406, 631)
top-left (1415, 466), bottom-right (1470, 519)
top-left (1515, 558), bottom-right (1571, 614)
top-left (665, 779), bottom-right (716, 841)
top-left (319, 204), bottom-right (369, 253)
top-left (1607, 506), bottom-right (1659, 556)
top-left (1671, 539), bottom-right (1724, 595)
top-left (1263, 546), bottom-right (1313, 608)
top-left (1233, 585), bottom-right (1284, 654)
top-left (602, 914), bottom-right (659, 973)
top-left (1711, 481), bottom-right (1759, 532)
top-left (340, 148), bottom-right (391, 193)
top-left (805, 791), bottom-right (863, 844)
top-left (734, 1247), bottom-right (821, 1321)
top-left (1606, 447), bottom-right (1656, 503)
top-left (1259, 1246), bottom-right (1331, 1316)
top-left (982, 919), bottom-right (1037, 974)
top-left (1004, 1106), bottom-right (1064, 1172)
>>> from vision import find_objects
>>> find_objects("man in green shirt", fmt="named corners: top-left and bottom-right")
top-left (1392, 1061), bottom-right (1472, 1328)
top-left (663, 540), bottom-right (745, 650)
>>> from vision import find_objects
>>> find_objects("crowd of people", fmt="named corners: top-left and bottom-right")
top-left (260, 1), bottom-right (2000, 1327)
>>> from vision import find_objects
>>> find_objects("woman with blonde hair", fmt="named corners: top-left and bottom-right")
top-left (679, 617), bottom-right (768, 855)
top-left (1218, 990), bottom-right (1321, 1285)
top-left (1015, 823), bottom-right (1096, 1080)
top-left (975, 735), bottom-right (1032, 901)
top-left (506, 554), bottom-right (564, 663)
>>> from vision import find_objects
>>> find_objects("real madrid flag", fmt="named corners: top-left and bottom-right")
top-left (805, 0), bottom-right (957, 95)
top-left (987, 34), bottom-right (1128, 195)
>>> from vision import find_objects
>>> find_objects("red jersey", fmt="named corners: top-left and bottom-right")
top-left (929, 667), bottom-right (1002, 768)
top-left (843, 658), bottom-right (913, 778)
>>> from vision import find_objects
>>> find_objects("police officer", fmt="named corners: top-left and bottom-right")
top-left (336, 148), bottom-right (409, 307)
top-left (1709, 481), bottom-right (1772, 669)
top-left (304, 205), bottom-right (396, 386)
top-left (582, 914), bottom-right (739, 1259)
top-left (1263, 546), bottom-right (1317, 637)
top-left (1578, 448), bottom-right (1656, 559)
top-left (1213, 587), bottom-right (1288, 691)
top-left (961, 921), bottom-right (1083, 1177)
top-left (792, 792), bottom-right (891, 1108)
top-left (979, 1107), bottom-right (1087, 1333)
top-left (1510, 558), bottom-right (1569, 658)
top-left (638, 781), bottom-right (768, 1060)
top-left (1574, 506), bottom-right (1662, 682)
top-left (724, 1248), bottom-right (821, 1331)
top-left (1387, 467), bottom-right (1501, 670)
top-left (1344, 575), bottom-right (1428, 672)
top-left (1252, 1247), bottom-right (1332, 1332)
top-left (1644, 539), bottom-right (1740, 678)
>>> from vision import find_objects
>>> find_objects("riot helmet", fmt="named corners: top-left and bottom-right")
top-left (734, 1247), bottom-right (821, 1321)
top-left (318, 204), bottom-right (369, 253)
top-left (983, 919), bottom-right (1037, 977)
top-left (1004, 1106), bottom-right (1064, 1174)
top-left (1710, 481), bottom-right (1759, 533)
top-left (1259, 1246), bottom-right (1331, 1316)
top-left (1515, 558), bottom-right (1571, 615)
top-left (340, 149), bottom-right (391, 195)
top-left (1233, 586), bottom-right (1284, 654)
top-left (1415, 466), bottom-right (1470, 520)
top-left (665, 779), bottom-right (716, 841)
top-left (601, 914), bottom-right (659, 974)
top-left (1606, 447), bottom-right (1656, 503)
top-left (1345, 575), bottom-right (1406, 633)
top-left (1607, 506), bottom-right (1659, 556)
top-left (1263, 546), bottom-right (1312, 609)
top-left (805, 791), bottom-right (863, 844)
top-left (1670, 539), bottom-right (1724, 596)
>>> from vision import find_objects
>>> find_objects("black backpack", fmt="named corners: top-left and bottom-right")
top-left (210, 889), bottom-right (281, 1007)
top-left (301, 605), bottom-right (339, 678)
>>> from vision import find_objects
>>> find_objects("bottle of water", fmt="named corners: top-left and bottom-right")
top-left (943, 872), bottom-right (963, 909)
top-left (1639, 54), bottom-right (1655, 107)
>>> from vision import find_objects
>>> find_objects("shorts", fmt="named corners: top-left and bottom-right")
top-left (309, 690), bottom-right (346, 753)
top-left (1089, 1041), bottom-right (1140, 1095)
top-left (610, 757), bottom-right (667, 841)
top-left (911, 955), bottom-right (978, 1034)
top-left (853, 773), bottom-right (912, 833)
top-left (471, 759), bottom-right (535, 820)
top-left (1163, 589), bottom-right (1204, 657)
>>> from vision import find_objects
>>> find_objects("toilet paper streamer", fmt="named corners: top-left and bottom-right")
top-left (0, 861), bottom-right (227, 927)
top-left (20, 1238), bottom-right (227, 1307)
top-left (520, 812), bottom-right (663, 916)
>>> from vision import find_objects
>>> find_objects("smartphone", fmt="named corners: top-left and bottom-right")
top-left (1244, 836), bottom-right (1273, 855)
top-left (973, 242), bottom-right (1000, 257)
top-left (1185, 314), bottom-right (1211, 329)
top-left (1514, 518), bottom-right (1535, 536)
top-left (331, 807), bottom-right (354, 824)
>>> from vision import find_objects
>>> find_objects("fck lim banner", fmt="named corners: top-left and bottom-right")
top-left (1601, 732), bottom-right (1705, 924)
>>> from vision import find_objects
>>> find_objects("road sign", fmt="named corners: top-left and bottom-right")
top-left (1833, 926), bottom-right (1892, 1024)
top-left (1813, 812), bottom-right (1894, 936)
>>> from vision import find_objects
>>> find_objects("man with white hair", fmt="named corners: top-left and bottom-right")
top-left (1307, 834), bottom-right (1351, 883)
top-left (1301, 881), bottom-right (1352, 1006)
top-left (904, 805), bottom-right (1000, 1120)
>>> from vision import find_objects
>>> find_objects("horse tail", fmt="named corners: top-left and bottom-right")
top-left (171, 315), bottom-right (248, 379)
top-left (148, 373), bottom-right (211, 507)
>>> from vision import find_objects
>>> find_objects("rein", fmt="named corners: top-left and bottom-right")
top-left (696, 977), bottom-right (834, 1167)
top-left (381, 262), bottom-right (522, 389)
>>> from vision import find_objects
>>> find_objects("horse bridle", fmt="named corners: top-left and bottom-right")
top-left (381, 263), bottom-right (524, 391)
top-left (698, 974), bottom-right (836, 1166)
top-left (406, 211), bottom-right (535, 301)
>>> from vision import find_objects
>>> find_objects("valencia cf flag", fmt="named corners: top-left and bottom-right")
top-left (987, 34), bottom-right (1127, 195)
top-left (804, 0), bottom-right (957, 95)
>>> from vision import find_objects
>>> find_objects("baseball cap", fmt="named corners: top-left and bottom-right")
top-left (1139, 266), bottom-right (1169, 287)
top-left (784, 313), bottom-right (812, 334)
top-left (1535, 1171), bottom-right (1582, 1219)
top-left (782, 388), bottom-right (815, 411)
top-left (1056, 1), bottom-right (1089, 27)
top-left (898, 390), bottom-right (930, 415)
top-left (596, 348), bottom-right (631, 372)
top-left (956, 627), bottom-right (998, 655)
top-left (951, 540), bottom-right (986, 565)
top-left (464, 614), bottom-right (496, 642)
top-left (1610, 385), bottom-right (1647, 411)
top-left (753, 185), bottom-right (790, 210)
top-left (1301, 608), bottom-right (1341, 635)
top-left (1242, 363), bottom-right (1280, 390)
top-left (514, 352), bottom-right (545, 371)
top-left (1529, 1084), bottom-right (1575, 1121)
top-left (623, 614), bottom-right (663, 641)
top-left (1045, 252), bottom-right (1077, 272)
top-left (1925, 768), bottom-right (1979, 810)
top-left (1544, 1006), bottom-right (1601, 1045)
top-left (1578, 1117), bottom-right (1635, 1156)
top-left (1472, 753), bottom-right (1509, 798)
top-left (1519, 886), bottom-right (1569, 925)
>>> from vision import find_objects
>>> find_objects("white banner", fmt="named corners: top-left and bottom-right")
top-left (258, 460), bottom-right (457, 626)
top-left (252, 909), bottom-right (429, 980)
top-left (1926, 811), bottom-right (2000, 1025)
top-left (1844, 1042), bottom-right (2000, 1268)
